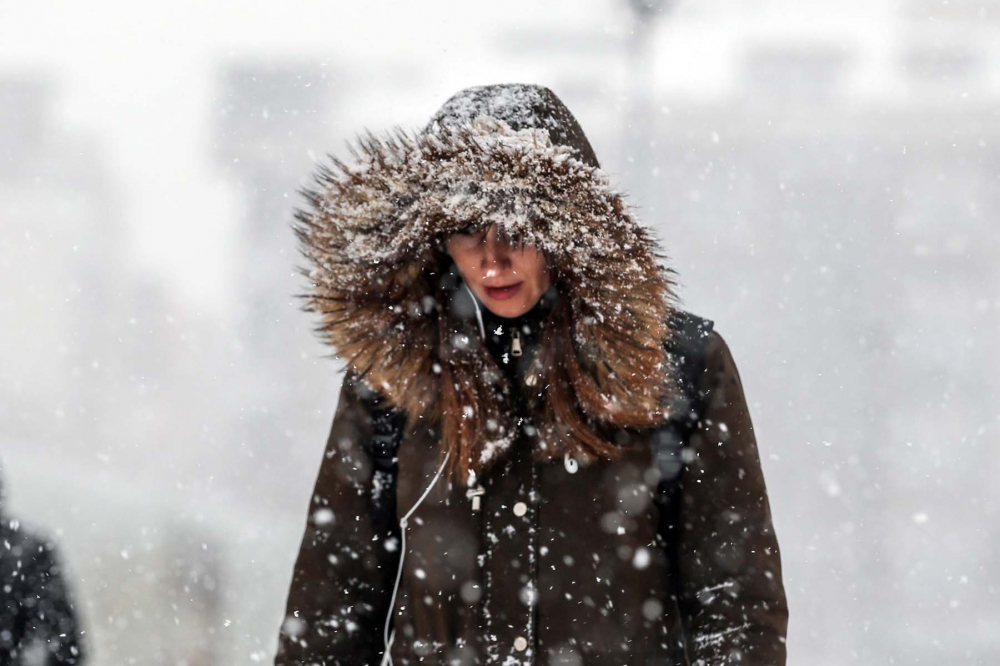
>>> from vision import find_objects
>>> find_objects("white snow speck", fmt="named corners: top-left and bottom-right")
top-left (312, 508), bottom-right (335, 526)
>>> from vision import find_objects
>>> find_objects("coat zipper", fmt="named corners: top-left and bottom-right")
top-left (511, 328), bottom-right (522, 357)
top-left (467, 326), bottom-right (521, 514)
top-left (466, 484), bottom-right (486, 511)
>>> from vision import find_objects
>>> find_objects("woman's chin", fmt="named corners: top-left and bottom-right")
top-left (483, 298), bottom-right (531, 318)
top-left (484, 303), bottom-right (518, 318)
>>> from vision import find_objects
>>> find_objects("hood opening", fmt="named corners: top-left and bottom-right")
top-left (293, 83), bottom-right (683, 484)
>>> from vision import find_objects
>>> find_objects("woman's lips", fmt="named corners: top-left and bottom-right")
top-left (483, 282), bottom-right (523, 301)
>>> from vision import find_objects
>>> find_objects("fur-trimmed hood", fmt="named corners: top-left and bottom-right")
top-left (293, 83), bottom-right (684, 483)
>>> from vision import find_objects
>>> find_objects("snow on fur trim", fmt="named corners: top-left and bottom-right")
top-left (294, 114), bottom-right (683, 482)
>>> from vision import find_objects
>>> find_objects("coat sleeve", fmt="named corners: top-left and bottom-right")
top-left (674, 330), bottom-right (789, 665)
top-left (274, 372), bottom-right (400, 666)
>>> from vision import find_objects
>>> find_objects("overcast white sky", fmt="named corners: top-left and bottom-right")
top-left (0, 0), bottom-right (905, 308)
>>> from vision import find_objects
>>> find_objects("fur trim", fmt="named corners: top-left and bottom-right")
top-left (294, 115), bottom-right (683, 484)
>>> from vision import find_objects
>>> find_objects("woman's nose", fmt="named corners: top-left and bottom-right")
top-left (481, 224), bottom-right (512, 267)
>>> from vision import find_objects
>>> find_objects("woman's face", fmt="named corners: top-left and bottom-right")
top-left (446, 223), bottom-right (551, 318)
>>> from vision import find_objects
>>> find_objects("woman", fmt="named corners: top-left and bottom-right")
top-left (275, 84), bottom-right (788, 666)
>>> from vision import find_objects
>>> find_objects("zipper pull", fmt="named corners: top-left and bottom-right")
top-left (511, 328), bottom-right (523, 357)
top-left (466, 485), bottom-right (486, 512)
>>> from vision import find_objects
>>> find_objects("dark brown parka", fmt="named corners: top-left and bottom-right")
top-left (275, 84), bottom-right (788, 666)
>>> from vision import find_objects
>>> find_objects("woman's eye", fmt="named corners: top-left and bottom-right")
top-left (456, 226), bottom-right (486, 242)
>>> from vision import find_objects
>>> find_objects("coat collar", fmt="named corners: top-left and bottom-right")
top-left (294, 87), bottom-right (685, 482)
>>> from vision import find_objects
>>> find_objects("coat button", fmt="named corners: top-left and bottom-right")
top-left (513, 501), bottom-right (528, 517)
top-left (514, 636), bottom-right (528, 651)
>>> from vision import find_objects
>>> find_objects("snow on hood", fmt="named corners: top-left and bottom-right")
top-left (292, 83), bottom-right (683, 481)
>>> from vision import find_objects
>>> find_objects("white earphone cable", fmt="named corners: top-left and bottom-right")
top-left (381, 279), bottom-right (482, 664)
top-left (379, 449), bottom-right (451, 666)
top-left (463, 282), bottom-right (487, 341)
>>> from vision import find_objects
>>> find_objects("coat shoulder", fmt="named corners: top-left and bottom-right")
top-left (664, 310), bottom-right (751, 397)
top-left (1, 520), bottom-right (56, 558)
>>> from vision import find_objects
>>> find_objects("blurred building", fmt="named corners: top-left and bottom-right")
top-left (213, 60), bottom-right (339, 482)
top-left (0, 75), bottom-right (229, 665)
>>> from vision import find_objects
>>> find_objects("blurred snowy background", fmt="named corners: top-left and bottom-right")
top-left (2, 0), bottom-right (998, 663)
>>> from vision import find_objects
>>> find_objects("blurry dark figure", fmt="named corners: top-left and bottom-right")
top-left (0, 468), bottom-right (87, 665)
